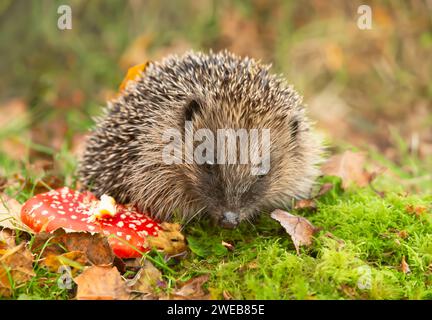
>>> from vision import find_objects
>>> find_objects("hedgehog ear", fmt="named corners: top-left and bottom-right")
top-left (184, 98), bottom-right (203, 122)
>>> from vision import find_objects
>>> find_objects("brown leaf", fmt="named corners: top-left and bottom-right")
top-left (401, 256), bottom-right (411, 274)
top-left (171, 275), bottom-right (211, 300)
top-left (119, 62), bottom-right (150, 92)
top-left (42, 251), bottom-right (88, 275)
top-left (0, 239), bottom-right (35, 297)
top-left (146, 222), bottom-right (187, 256)
top-left (0, 228), bottom-right (16, 248)
top-left (33, 229), bottom-right (114, 266)
top-left (113, 256), bottom-right (126, 274)
top-left (339, 284), bottom-right (357, 299)
top-left (321, 151), bottom-right (373, 189)
top-left (127, 259), bottom-right (163, 297)
top-left (221, 241), bottom-right (234, 251)
top-left (271, 209), bottom-right (319, 254)
top-left (405, 205), bottom-right (427, 217)
top-left (223, 290), bottom-right (234, 300)
top-left (316, 183), bottom-right (334, 197)
top-left (74, 266), bottom-right (130, 300)
top-left (0, 193), bottom-right (33, 233)
top-left (397, 230), bottom-right (409, 239)
top-left (294, 199), bottom-right (317, 210)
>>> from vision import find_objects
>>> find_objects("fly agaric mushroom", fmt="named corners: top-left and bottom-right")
top-left (21, 187), bottom-right (160, 258)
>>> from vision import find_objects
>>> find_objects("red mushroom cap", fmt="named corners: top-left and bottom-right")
top-left (21, 187), bottom-right (160, 258)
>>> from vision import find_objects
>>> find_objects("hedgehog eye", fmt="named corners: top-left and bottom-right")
top-left (203, 160), bottom-right (216, 174)
top-left (184, 99), bottom-right (202, 122)
top-left (255, 166), bottom-right (269, 178)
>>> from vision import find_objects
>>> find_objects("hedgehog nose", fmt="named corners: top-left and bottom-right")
top-left (221, 211), bottom-right (240, 228)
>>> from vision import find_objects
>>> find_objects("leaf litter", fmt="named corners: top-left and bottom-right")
top-left (271, 209), bottom-right (319, 254)
top-left (0, 229), bottom-right (35, 297)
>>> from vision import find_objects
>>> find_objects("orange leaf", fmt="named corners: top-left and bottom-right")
top-left (119, 62), bottom-right (150, 92)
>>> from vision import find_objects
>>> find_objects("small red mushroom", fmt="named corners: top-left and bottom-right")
top-left (21, 187), bottom-right (160, 258)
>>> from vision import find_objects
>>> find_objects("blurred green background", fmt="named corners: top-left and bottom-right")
top-left (0, 0), bottom-right (431, 190)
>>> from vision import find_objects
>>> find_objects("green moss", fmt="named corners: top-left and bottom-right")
top-left (179, 180), bottom-right (432, 300)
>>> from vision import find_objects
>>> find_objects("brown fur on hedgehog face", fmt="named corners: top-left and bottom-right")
top-left (78, 51), bottom-right (322, 228)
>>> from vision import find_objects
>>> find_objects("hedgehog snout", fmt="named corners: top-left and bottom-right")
top-left (220, 211), bottom-right (240, 229)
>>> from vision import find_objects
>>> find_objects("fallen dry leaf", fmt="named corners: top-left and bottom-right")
top-left (405, 205), bottom-right (427, 217)
top-left (221, 241), bottom-right (234, 251)
top-left (74, 266), bottom-right (129, 300)
top-left (0, 193), bottom-right (33, 233)
top-left (146, 222), bottom-right (187, 256)
top-left (0, 228), bottom-right (16, 248)
top-left (271, 209), bottom-right (319, 254)
top-left (223, 290), bottom-right (234, 300)
top-left (321, 151), bottom-right (373, 189)
top-left (316, 182), bottom-right (334, 197)
top-left (401, 256), bottom-right (411, 274)
top-left (0, 236), bottom-right (35, 297)
top-left (33, 229), bottom-right (114, 266)
top-left (294, 199), bottom-right (317, 210)
top-left (339, 284), bottom-right (358, 299)
top-left (42, 251), bottom-right (87, 275)
top-left (294, 182), bottom-right (333, 211)
top-left (119, 62), bottom-right (150, 92)
top-left (397, 230), bottom-right (409, 239)
top-left (170, 274), bottom-right (211, 300)
top-left (127, 259), bottom-right (163, 297)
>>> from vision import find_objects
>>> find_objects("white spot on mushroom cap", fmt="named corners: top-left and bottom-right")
top-left (29, 202), bottom-right (43, 214)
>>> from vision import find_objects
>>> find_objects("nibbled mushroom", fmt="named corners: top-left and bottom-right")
top-left (20, 187), bottom-right (160, 258)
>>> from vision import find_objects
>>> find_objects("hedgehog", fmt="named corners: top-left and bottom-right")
top-left (78, 51), bottom-right (323, 228)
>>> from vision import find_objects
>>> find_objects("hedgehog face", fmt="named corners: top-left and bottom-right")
top-left (190, 163), bottom-right (270, 228)
top-left (180, 99), bottom-right (301, 228)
